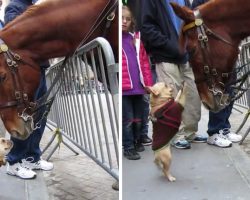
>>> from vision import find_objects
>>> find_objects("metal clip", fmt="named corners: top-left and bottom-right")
top-left (29, 102), bottom-right (37, 109)
top-left (107, 12), bottom-right (115, 21)
top-left (198, 34), bottom-right (204, 41)
top-left (203, 35), bottom-right (208, 42)
top-left (15, 91), bottom-right (21, 100)
top-left (14, 53), bottom-right (21, 60)
top-left (204, 66), bottom-right (210, 74)
top-left (23, 93), bottom-right (28, 101)
top-left (221, 73), bottom-right (229, 78)
top-left (211, 68), bottom-right (217, 76)
top-left (6, 58), bottom-right (13, 67)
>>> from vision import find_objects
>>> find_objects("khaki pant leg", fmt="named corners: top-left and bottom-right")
top-left (155, 62), bottom-right (201, 142)
top-left (178, 63), bottom-right (201, 142)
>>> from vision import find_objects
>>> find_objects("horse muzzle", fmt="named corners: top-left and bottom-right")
top-left (10, 129), bottom-right (31, 140)
top-left (9, 116), bottom-right (34, 140)
top-left (202, 92), bottom-right (230, 112)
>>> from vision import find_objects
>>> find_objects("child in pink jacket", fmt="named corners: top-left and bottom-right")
top-left (122, 5), bottom-right (153, 160)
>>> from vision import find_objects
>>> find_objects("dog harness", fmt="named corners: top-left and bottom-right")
top-left (151, 99), bottom-right (183, 151)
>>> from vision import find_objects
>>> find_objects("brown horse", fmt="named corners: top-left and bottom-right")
top-left (171, 0), bottom-right (250, 112)
top-left (0, 0), bottom-right (118, 140)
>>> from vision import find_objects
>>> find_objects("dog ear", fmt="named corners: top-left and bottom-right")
top-left (145, 86), bottom-right (160, 96)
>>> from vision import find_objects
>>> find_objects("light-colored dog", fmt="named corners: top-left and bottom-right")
top-left (0, 138), bottom-right (13, 166)
top-left (147, 82), bottom-right (187, 182)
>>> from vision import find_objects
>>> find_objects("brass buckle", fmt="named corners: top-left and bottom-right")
top-left (0, 44), bottom-right (8, 53)
top-left (195, 19), bottom-right (203, 26)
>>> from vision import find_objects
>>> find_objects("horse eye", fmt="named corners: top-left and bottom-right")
top-left (0, 73), bottom-right (6, 83)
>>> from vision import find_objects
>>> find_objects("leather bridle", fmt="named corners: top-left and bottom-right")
top-left (0, 0), bottom-right (119, 133)
top-left (182, 10), bottom-right (241, 106)
top-left (0, 38), bottom-right (54, 131)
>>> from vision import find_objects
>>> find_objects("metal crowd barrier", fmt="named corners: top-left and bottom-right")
top-left (234, 41), bottom-right (250, 144)
top-left (43, 37), bottom-right (119, 180)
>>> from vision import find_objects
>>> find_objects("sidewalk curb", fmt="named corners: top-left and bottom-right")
top-left (26, 171), bottom-right (49, 200)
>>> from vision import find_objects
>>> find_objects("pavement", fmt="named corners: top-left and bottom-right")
top-left (123, 106), bottom-right (250, 200)
top-left (0, 124), bottom-right (118, 200)
top-left (0, 104), bottom-right (249, 200)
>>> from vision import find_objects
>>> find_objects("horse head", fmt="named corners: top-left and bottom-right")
top-left (0, 43), bottom-right (41, 140)
top-left (0, 0), bottom-right (118, 139)
top-left (171, 2), bottom-right (240, 112)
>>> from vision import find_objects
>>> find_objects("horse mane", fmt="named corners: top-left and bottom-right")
top-left (24, 5), bottom-right (41, 16)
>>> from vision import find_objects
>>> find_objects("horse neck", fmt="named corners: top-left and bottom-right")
top-left (0, 0), bottom-right (114, 61)
top-left (200, 0), bottom-right (250, 40)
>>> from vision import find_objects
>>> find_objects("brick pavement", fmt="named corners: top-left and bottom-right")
top-left (40, 129), bottom-right (119, 200)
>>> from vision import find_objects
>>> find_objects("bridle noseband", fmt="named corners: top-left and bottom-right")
top-left (182, 10), bottom-right (235, 106)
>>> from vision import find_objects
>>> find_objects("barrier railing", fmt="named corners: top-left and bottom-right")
top-left (235, 42), bottom-right (250, 109)
top-left (235, 41), bottom-right (250, 143)
top-left (44, 37), bottom-right (119, 180)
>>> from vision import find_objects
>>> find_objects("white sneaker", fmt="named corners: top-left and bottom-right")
top-left (207, 133), bottom-right (232, 148)
top-left (22, 158), bottom-right (54, 171)
top-left (6, 162), bottom-right (36, 179)
top-left (222, 129), bottom-right (242, 143)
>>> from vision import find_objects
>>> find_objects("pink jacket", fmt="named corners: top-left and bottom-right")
top-left (122, 32), bottom-right (153, 90)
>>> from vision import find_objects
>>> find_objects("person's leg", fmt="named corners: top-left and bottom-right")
top-left (207, 107), bottom-right (233, 147)
top-left (179, 63), bottom-right (203, 142)
top-left (7, 136), bottom-right (32, 165)
top-left (220, 102), bottom-right (242, 142)
top-left (133, 95), bottom-right (145, 152)
top-left (22, 69), bottom-right (53, 170)
top-left (156, 62), bottom-right (191, 149)
top-left (139, 94), bottom-right (152, 145)
top-left (122, 95), bottom-right (140, 160)
top-left (208, 109), bottom-right (228, 136)
top-left (25, 69), bottom-right (47, 162)
top-left (6, 71), bottom-right (48, 178)
top-left (6, 126), bottom-right (37, 179)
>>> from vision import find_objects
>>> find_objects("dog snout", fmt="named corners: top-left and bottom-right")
top-left (7, 140), bottom-right (13, 148)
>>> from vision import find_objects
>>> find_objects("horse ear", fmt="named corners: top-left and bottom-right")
top-left (170, 2), bottom-right (194, 22)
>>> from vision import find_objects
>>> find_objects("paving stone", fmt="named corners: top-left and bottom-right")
top-left (40, 131), bottom-right (118, 200)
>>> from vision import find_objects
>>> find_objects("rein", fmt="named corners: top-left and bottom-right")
top-left (182, 9), bottom-right (249, 105)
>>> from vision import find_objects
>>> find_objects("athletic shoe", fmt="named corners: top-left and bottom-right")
top-left (207, 133), bottom-right (232, 148)
top-left (173, 139), bottom-right (191, 149)
top-left (192, 135), bottom-right (208, 143)
top-left (124, 149), bottom-right (140, 160)
top-left (140, 135), bottom-right (152, 146)
top-left (222, 129), bottom-right (242, 143)
top-left (135, 143), bottom-right (145, 152)
top-left (22, 158), bottom-right (54, 171)
top-left (6, 162), bottom-right (36, 179)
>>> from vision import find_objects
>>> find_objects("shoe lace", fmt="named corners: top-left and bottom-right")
top-left (217, 130), bottom-right (228, 139)
top-left (21, 157), bottom-right (35, 169)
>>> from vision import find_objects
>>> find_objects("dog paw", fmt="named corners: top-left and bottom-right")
top-left (167, 175), bottom-right (176, 182)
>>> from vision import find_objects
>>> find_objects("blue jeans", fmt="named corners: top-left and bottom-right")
top-left (141, 94), bottom-right (150, 137)
top-left (7, 70), bottom-right (47, 165)
top-left (122, 95), bottom-right (148, 150)
top-left (207, 102), bottom-right (234, 136)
